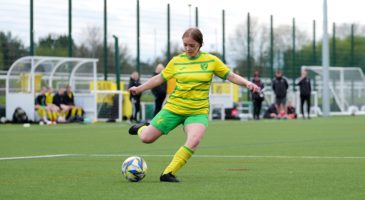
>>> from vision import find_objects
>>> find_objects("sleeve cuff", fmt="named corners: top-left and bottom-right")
top-left (222, 70), bottom-right (231, 80)
top-left (160, 73), bottom-right (168, 81)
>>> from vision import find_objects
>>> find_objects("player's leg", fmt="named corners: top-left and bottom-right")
top-left (306, 95), bottom-right (311, 119)
top-left (252, 100), bottom-right (258, 119)
top-left (129, 109), bottom-right (182, 143)
top-left (160, 115), bottom-right (207, 182)
top-left (257, 100), bottom-right (262, 119)
top-left (300, 95), bottom-right (305, 118)
top-left (137, 125), bottom-right (163, 143)
top-left (183, 123), bottom-right (206, 150)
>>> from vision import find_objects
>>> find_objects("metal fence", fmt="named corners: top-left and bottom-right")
top-left (1, 0), bottom-right (365, 81)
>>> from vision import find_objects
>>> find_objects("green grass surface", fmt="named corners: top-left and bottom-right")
top-left (1, 116), bottom-right (365, 200)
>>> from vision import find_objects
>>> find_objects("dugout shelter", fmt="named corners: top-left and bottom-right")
top-left (6, 56), bottom-right (99, 121)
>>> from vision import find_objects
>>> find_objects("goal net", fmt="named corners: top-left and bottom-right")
top-left (302, 66), bottom-right (365, 115)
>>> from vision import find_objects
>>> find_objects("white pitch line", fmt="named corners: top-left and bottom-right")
top-left (0, 154), bottom-right (72, 161)
top-left (1, 154), bottom-right (365, 161)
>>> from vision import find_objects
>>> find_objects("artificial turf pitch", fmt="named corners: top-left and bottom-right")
top-left (0, 116), bottom-right (364, 200)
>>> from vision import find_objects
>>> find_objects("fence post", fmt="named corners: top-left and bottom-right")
top-left (351, 24), bottom-right (354, 67)
top-left (136, 0), bottom-right (140, 74)
top-left (292, 18), bottom-right (296, 91)
top-left (103, 0), bottom-right (108, 80)
top-left (195, 7), bottom-right (199, 28)
top-left (30, 0), bottom-right (34, 56)
top-left (222, 9), bottom-right (226, 63)
top-left (113, 35), bottom-right (120, 90)
top-left (312, 20), bottom-right (317, 65)
top-left (332, 22), bottom-right (336, 66)
top-left (270, 15), bottom-right (274, 80)
top-left (68, 0), bottom-right (73, 57)
top-left (166, 4), bottom-right (171, 63)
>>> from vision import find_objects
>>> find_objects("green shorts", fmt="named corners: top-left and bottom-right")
top-left (150, 109), bottom-right (208, 135)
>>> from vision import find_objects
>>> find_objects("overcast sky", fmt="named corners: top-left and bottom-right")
top-left (1, 0), bottom-right (364, 63)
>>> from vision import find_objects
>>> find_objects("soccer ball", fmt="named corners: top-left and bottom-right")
top-left (121, 156), bottom-right (147, 182)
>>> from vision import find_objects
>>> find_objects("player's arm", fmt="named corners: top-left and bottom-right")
top-left (227, 72), bottom-right (260, 93)
top-left (129, 74), bottom-right (165, 95)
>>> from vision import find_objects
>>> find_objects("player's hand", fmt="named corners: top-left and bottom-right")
top-left (129, 86), bottom-right (140, 96)
top-left (247, 83), bottom-right (260, 93)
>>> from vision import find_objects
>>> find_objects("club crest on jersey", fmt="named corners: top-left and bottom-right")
top-left (200, 63), bottom-right (208, 70)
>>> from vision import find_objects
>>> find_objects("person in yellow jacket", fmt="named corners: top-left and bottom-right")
top-left (45, 87), bottom-right (59, 124)
top-left (128, 28), bottom-right (260, 182)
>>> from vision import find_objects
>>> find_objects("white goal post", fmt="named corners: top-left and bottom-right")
top-left (302, 66), bottom-right (365, 115)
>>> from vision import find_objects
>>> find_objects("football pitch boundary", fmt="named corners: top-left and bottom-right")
top-left (1, 153), bottom-right (365, 161)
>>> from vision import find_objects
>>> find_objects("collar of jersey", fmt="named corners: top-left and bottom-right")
top-left (185, 51), bottom-right (201, 60)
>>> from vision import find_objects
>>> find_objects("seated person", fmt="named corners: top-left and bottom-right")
top-left (263, 103), bottom-right (279, 119)
top-left (35, 86), bottom-right (51, 124)
top-left (286, 101), bottom-right (297, 119)
top-left (64, 85), bottom-right (83, 122)
top-left (53, 87), bottom-right (71, 123)
top-left (45, 87), bottom-right (59, 124)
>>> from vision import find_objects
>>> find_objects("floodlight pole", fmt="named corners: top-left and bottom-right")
top-left (322, 0), bottom-right (330, 116)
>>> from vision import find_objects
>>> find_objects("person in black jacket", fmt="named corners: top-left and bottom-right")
top-left (263, 103), bottom-right (279, 119)
top-left (128, 71), bottom-right (142, 122)
top-left (35, 86), bottom-right (50, 124)
top-left (151, 64), bottom-right (167, 117)
top-left (64, 85), bottom-right (83, 122)
top-left (272, 70), bottom-right (289, 114)
top-left (251, 71), bottom-right (264, 120)
top-left (53, 87), bottom-right (70, 123)
top-left (296, 69), bottom-right (311, 119)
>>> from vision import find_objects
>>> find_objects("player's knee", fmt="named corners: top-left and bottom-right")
top-left (187, 138), bottom-right (201, 150)
top-left (139, 134), bottom-right (155, 144)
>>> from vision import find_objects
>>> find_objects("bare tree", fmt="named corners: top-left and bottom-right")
top-left (81, 25), bottom-right (103, 57)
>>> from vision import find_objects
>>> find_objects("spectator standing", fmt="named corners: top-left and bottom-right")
top-left (251, 71), bottom-right (264, 120)
top-left (151, 64), bottom-right (167, 117)
top-left (128, 71), bottom-right (142, 122)
top-left (272, 70), bottom-right (289, 115)
top-left (296, 69), bottom-right (312, 119)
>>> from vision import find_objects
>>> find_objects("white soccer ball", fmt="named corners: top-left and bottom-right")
top-left (121, 156), bottom-right (147, 182)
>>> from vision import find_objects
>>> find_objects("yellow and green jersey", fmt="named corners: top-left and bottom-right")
top-left (45, 92), bottom-right (53, 105)
top-left (161, 51), bottom-right (230, 115)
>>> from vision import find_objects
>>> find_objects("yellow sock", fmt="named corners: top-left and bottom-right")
top-left (52, 112), bottom-right (58, 121)
top-left (137, 125), bottom-right (147, 138)
top-left (37, 109), bottom-right (43, 118)
top-left (71, 108), bottom-right (77, 117)
top-left (47, 112), bottom-right (52, 120)
top-left (41, 109), bottom-right (46, 119)
top-left (77, 108), bottom-right (82, 116)
top-left (163, 146), bottom-right (194, 175)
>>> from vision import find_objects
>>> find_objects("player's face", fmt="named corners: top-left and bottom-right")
top-left (301, 70), bottom-right (307, 77)
top-left (41, 87), bottom-right (47, 94)
top-left (183, 37), bottom-right (200, 58)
